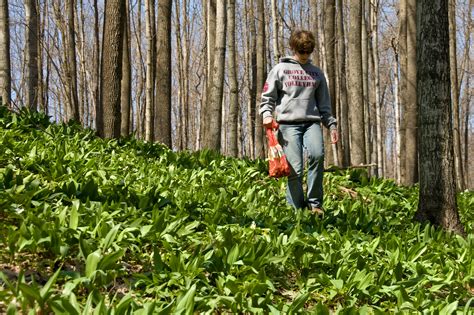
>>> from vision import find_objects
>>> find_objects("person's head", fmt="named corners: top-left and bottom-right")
top-left (289, 30), bottom-right (315, 64)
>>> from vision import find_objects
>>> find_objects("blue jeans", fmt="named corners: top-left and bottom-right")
top-left (278, 122), bottom-right (324, 209)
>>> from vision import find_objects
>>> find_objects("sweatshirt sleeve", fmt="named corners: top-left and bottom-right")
top-left (259, 67), bottom-right (280, 119)
top-left (315, 73), bottom-right (337, 129)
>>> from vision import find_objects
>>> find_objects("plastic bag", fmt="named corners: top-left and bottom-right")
top-left (265, 122), bottom-right (290, 178)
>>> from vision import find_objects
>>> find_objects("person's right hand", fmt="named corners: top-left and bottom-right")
top-left (263, 117), bottom-right (274, 129)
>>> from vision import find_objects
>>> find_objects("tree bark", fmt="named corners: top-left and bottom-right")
top-left (254, 0), bottom-right (265, 158)
top-left (398, 0), bottom-right (407, 184)
top-left (66, 0), bottom-right (80, 121)
top-left (403, 0), bottom-right (418, 185)
top-left (121, 0), bottom-right (131, 136)
top-left (415, 0), bottom-right (465, 235)
top-left (0, 0), bottom-right (11, 107)
top-left (25, 0), bottom-right (39, 110)
top-left (448, 0), bottom-right (465, 191)
top-left (144, 0), bottom-right (155, 142)
top-left (347, 0), bottom-right (366, 165)
top-left (155, 0), bottom-right (172, 146)
top-left (202, 0), bottom-right (225, 151)
top-left (271, 0), bottom-right (279, 64)
top-left (100, 0), bottom-right (125, 139)
top-left (227, 0), bottom-right (238, 156)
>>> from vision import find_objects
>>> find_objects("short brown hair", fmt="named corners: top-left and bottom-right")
top-left (289, 30), bottom-right (316, 53)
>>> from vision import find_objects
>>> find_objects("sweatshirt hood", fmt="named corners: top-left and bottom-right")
top-left (279, 56), bottom-right (313, 64)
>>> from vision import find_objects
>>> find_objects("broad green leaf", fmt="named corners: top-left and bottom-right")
top-left (175, 284), bottom-right (196, 315)
top-left (227, 244), bottom-right (240, 265)
top-left (40, 268), bottom-right (62, 300)
top-left (85, 250), bottom-right (102, 278)
top-left (70, 200), bottom-right (80, 229)
top-left (101, 224), bottom-right (121, 251)
top-left (289, 292), bottom-right (309, 313)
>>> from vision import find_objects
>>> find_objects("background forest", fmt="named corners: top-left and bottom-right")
top-left (1, 0), bottom-right (472, 189)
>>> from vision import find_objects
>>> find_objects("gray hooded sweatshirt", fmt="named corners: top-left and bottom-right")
top-left (259, 57), bottom-right (337, 129)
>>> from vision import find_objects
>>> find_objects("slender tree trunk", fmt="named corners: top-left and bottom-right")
top-left (403, 0), bottom-right (418, 185)
top-left (100, 0), bottom-right (125, 139)
top-left (391, 39), bottom-right (401, 182)
top-left (0, 0), bottom-right (11, 107)
top-left (271, 0), bottom-right (279, 64)
top-left (348, 0), bottom-right (366, 165)
top-left (398, 0), bottom-right (407, 184)
top-left (461, 0), bottom-right (472, 188)
top-left (155, 0), bottom-right (172, 146)
top-left (66, 0), bottom-right (79, 121)
top-left (337, 0), bottom-right (349, 167)
top-left (254, 0), bottom-right (265, 158)
top-left (144, 0), bottom-right (155, 141)
top-left (25, 0), bottom-right (39, 110)
top-left (362, 0), bottom-right (371, 168)
top-left (448, 0), bottom-right (465, 191)
top-left (310, 0), bottom-right (321, 66)
top-left (415, 0), bottom-right (465, 236)
top-left (93, 0), bottom-right (101, 132)
top-left (323, 0), bottom-right (337, 166)
top-left (121, 0), bottom-right (131, 136)
top-left (203, 0), bottom-right (226, 151)
top-left (227, 0), bottom-right (238, 156)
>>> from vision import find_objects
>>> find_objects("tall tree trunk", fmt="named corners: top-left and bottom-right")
top-left (155, 0), bottom-right (172, 146)
top-left (202, 0), bottom-right (226, 151)
top-left (271, 0), bottom-right (279, 64)
top-left (461, 0), bottom-right (472, 188)
top-left (100, 0), bottom-right (125, 139)
top-left (415, 0), bottom-right (465, 236)
top-left (448, 0), bottom-right (465, 191)
top-left (247, 0), bottom-right (256, 157)
top-left (227, 0), bottom-right (238, 156)
top-left (93, 0), bottom-right (101, 132)
top-left (323, 0), bottom-right (337, 166)
top-left (0, 0), bottom-right (11, 107)
top-left (25, 0), bottom-right (39, 110)
top-left (121, 0), bottom-right (131, 136)
top-left (398, 0), bottom-right (407, 184)
top-left (254, 0), bottom-right (265, 158)
top-left (310, 0), bottom-right (321, 66)
top-left (144, 0), bottom-right (155, 141)
top-left (348, 0), bottom-right (366, 165)
top-left (336, 0), bottom-right (350, 167)
top-left (403, 0), bottom-right (418, 185)
top-left (66, 0), bottom-right (80, 121)
top-left (391, 39), bottom-right (401, 182)
top-left (362, 0), bottom-right (371, 167)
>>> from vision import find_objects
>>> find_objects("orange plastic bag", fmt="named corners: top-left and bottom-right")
top-left (266, 122), bottom-right (291, 178)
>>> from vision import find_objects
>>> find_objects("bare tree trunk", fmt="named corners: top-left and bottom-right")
top-left (25, 0), bottom-right (39, 110)
top-left (337, 0), bottom-right (350, 167)
top-left (461, 0), bottom-right (472, 188)
top-left (415, 0), bottom-right (465, 236)
top-left (248, 0), bottom-right (256, 158)
top-left (0, 0), bottom-right (11, 106)
top-left (155, 0), bottom-right (172, 146)
top-left (66, 0), bottom-right (79, 121)
top-left (271, 0), bottom-right (279, 64)
top-left (144, 0), bottom-right (155, 141)
top-left (254, 0), bottom-right (265, 158)
top-left (398, 0), bottom-right (407, 184)
top-left (121, 0), bottom-right (131, 136)
top-left (323, 0), bottom-right (337, 166)
top-left (403, 0), bottom-right (418, 185)
top-left (448, 0), bottom-right (465, 191)
top-left (391, 39), bottom-right (401, 182)
top-left (100, 0), bottom-right (125, 139)
top-left (227, 0), bottom-right (238, 156)
top-left (348, 0), bottom-right (366, 165)
top-left (370, 0), bottom-right (382, 177)
top-left (202, 0), bottom-right (226, 151)
top-left (93, 0), bottom-right (101, 131)
top-left (310, 0), bottom-right (321, 66)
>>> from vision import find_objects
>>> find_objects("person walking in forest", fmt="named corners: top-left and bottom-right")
top-left (260, 30), bottom-right (338, 215)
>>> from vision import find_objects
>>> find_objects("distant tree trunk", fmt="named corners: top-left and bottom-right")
top-left (121, 0), bottom-right (131, 136)
top-left (402, 0), bottom-right (418, 185)
top-left (336, 0), bottom-right (349, 167)
top-left (155, 0), bottom-right (172, 146)
top-left (66, 0), bottom-right (80, 121)
top-left (93, 0), bottom-right (102, 132)
top-left (398, 0), bottom-right (407, 184)
top-left (227, 0), bottom-right (238, 156)
top-left (310, 0), bottom-right (321, 66)
top-left (144, 0), bottom-right (155, 141)
top-left (254, 0), bottom-right (265, 158)
top-left (202, 0), bottom-right (225, 151)
top-left (391, 39), bottom-right (401, 182)
top-left (247, 0), bottom-right (256, 157)
top-left (0, 0), bottom-right (11, 106)
top-left (370, 0), bottom-right (382, 176)
top-left (448, 0), bottom-right (465, 191)
top-left (100, 0), bottom-right (125, 139)
top-left (362, 0), bottom-right (370, 166)
top-left (415, 0), bottom-right (465, 236)
top-left (348, 0), bottom-right (366, 165)
top-left (271, 0), bottom-right (280, 64)
top-left (24, 0), bottom-right (39, 110)
top-left (323, 0), bottom-right (337, 166)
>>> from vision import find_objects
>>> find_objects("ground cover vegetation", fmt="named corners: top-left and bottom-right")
top-left (0, 108), bottom-right (473, 314)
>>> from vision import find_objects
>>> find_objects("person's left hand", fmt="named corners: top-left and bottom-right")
top-left (330, 129), bottom-right (339, 144)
